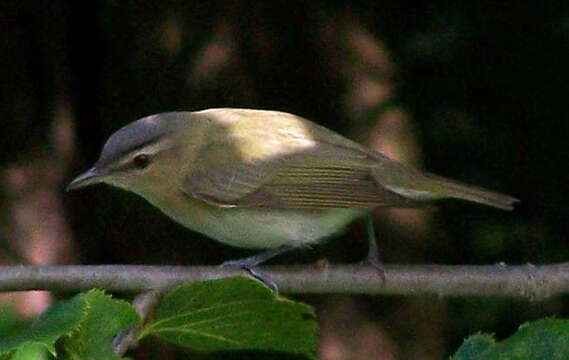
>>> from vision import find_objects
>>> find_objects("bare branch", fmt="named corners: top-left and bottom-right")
top-left (0, 263), bottom-right (568, 300)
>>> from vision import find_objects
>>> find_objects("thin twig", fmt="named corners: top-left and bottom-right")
top-left (0, 263), bottom-right (568, 301)
top-left (113, 291), bottom-right (161, 356)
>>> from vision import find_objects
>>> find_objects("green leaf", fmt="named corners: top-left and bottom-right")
top-left (0, 291), bottom-right (139, 360)
top-left (0, 294), bottom-right (87, 357)
top-left (0, 307), bottom-right (28, 340)
top-left (8, 343), bottom-right (50, 360)
top-left (63, 290), bottom-right (140, 360)
top-left (451, 334), bottom-right (495, 360)
top-left (141, 277), bottom-right (318, 359)
top-left (451, 318), bottom-right (569, 360)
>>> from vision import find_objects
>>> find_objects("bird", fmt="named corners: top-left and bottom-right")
top-left (67, 108), bottom-right (519, 289)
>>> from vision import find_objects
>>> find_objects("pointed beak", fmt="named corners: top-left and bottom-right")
top-left (66, 167), bottom-right (104, 192)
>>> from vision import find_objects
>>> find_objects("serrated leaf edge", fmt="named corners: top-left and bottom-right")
top-left (0, 293), bottom-right (89, 358)
top-left (61, 289), bottom-right (140, 360)
top-left (0, 289), bottom-right (138, 359)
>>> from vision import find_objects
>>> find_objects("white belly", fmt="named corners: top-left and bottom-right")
top-left (151, 194), bottom-right (363, 249)
top-left (139, 186), bottom-right (364, 249)
top-left (197, 207), bottom-right (362, 249)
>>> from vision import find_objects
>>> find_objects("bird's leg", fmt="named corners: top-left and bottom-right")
top-left (364, 213), bottom-right (386, 282)
top-left (221, 245), bottom-right (296, 268)
top-left (221, 246), bottom-right (297, 292)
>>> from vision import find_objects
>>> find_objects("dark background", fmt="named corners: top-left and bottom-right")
top-left (1, 1), bottom-right (568, 359)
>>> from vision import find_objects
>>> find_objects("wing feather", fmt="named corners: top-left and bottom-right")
top-left (183, 145), bottom-right (419, 209)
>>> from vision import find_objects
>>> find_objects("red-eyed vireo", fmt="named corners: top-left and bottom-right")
top-left (67, 108), bottom-right (518, 287)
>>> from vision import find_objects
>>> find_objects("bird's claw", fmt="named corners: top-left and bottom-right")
top-left (221, 260), bottom-right (279, 293)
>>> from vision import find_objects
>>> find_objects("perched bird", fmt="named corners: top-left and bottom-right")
top-left (68, 108), bottom-right (518, 287)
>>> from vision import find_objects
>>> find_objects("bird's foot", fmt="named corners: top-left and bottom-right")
top-left (220, 246), bottom-right (296, 293)
top-left (221, 259), bottom-right (279, 293)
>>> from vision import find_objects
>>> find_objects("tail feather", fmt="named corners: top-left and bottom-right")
top-left (426, 173), bottom-right (519, 211)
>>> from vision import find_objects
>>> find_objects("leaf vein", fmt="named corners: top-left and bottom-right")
top-left (144, 300), bottom-right (264, 334)
top-left (152, 328), bottom-right (242, 345)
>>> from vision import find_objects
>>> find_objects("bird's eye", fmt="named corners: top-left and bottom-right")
top-left (132, 154), bottom-right (150, 169)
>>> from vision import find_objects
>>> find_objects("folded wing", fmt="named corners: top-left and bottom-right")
top-left (182, 141), bottom-right (419, 209)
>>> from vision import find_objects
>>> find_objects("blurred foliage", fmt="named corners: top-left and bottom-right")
top-left (0, 308), bottom-right (28, 343)
top-left (2, 0), bottom-right (569, 359)
top-left (451, 319), bottom-right (569, 360)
